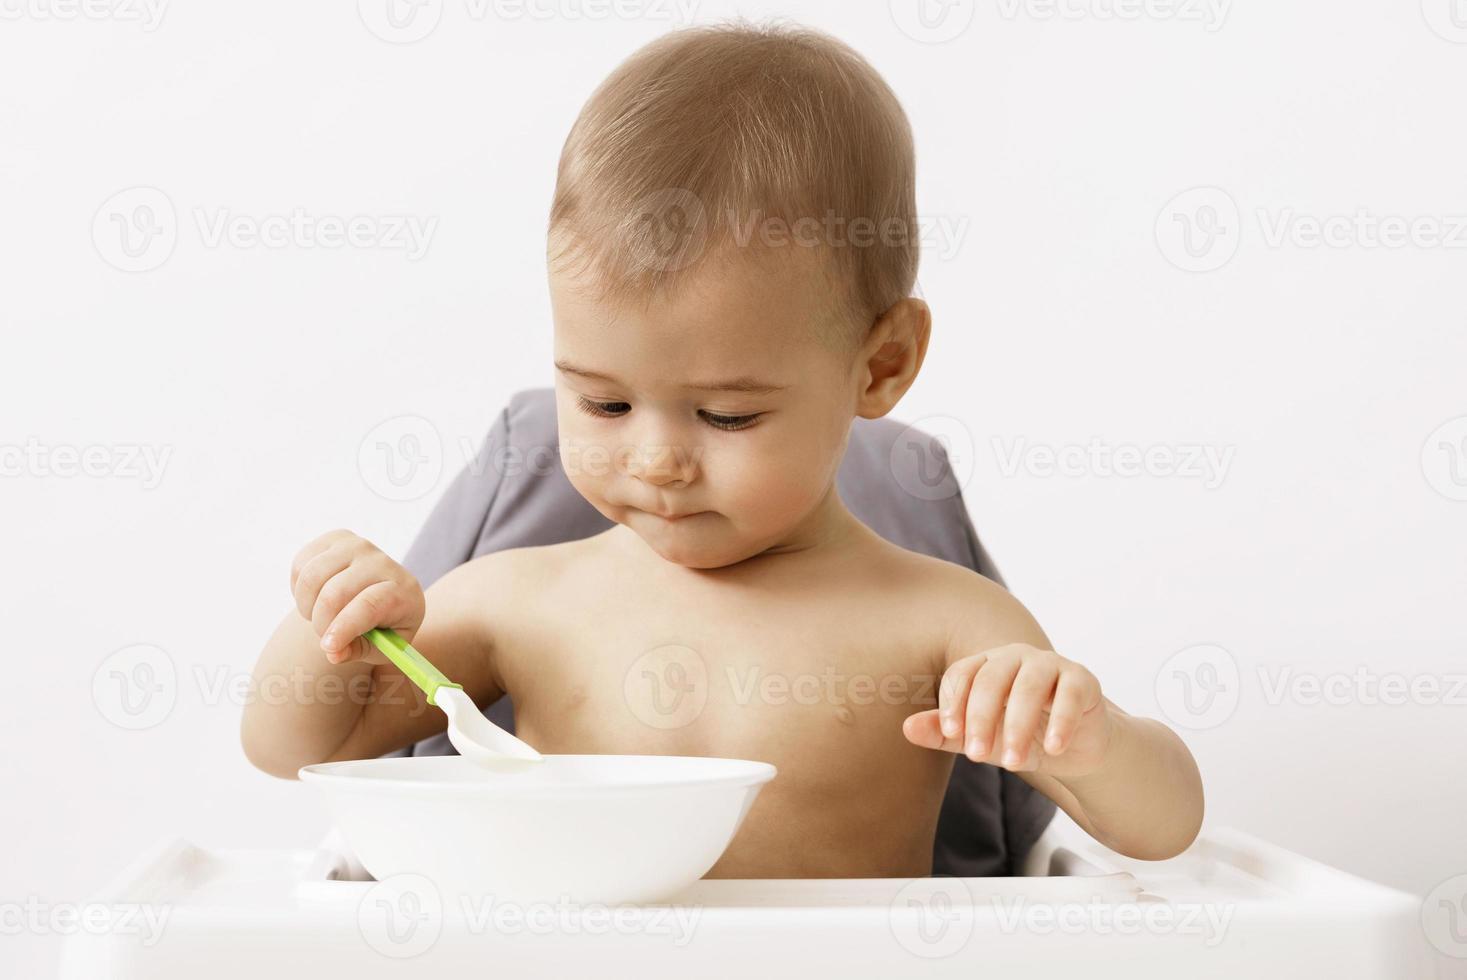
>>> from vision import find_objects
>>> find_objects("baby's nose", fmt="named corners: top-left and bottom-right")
top-left (622, 442), bottom-right (698, 487)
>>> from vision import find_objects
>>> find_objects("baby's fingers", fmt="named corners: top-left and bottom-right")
top-left (1000, 657), bottom-right (1060, 769)
top-left (963, 653), bottom-right (1023, 762)
top-left (321, 581), bottom-right (403, 661)
top-left (902, 710), bottom-right (951, 750)
top-left (937, 654), bottom-right (984, 739)
top-left (291, 545), bottom-right (354, 624)
top-left (1043, 666), bottom-right (1101, 755)
top-left (311, 562), bottom-right (391, 646)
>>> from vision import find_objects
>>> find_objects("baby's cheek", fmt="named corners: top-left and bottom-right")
top-left (720, 450), bottom-right (826, 526)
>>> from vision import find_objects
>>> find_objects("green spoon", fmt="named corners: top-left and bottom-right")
top-left (363, 627), bottom-right (543, 768)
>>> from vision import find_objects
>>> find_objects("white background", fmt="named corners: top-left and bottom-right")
top-left (3, 0), bottom-right (1465, 976)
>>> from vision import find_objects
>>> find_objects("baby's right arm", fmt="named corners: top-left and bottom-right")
top-left (240, 529), bottom-right (504, 779)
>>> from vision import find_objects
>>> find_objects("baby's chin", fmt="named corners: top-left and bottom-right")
top-left (624, 510), bottom-right (760, 569)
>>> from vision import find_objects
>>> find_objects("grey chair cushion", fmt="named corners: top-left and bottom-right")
top-left (398, 387), bottom-right (1055, 876)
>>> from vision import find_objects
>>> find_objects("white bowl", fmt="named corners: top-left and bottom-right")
top-left (299, 754), bottom-right (776, 905)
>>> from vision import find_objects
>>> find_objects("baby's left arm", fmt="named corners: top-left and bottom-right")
top-left (902, 575), bottom-right (1204, 861)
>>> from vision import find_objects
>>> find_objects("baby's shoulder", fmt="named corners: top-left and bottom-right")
top-left (436, 530), bottom-right (611, 598)
top-left (864, 537), bottom-right (1049, 654)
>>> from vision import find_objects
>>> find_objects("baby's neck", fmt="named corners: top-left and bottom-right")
top-left (752, 484), bottom-right (864, 560)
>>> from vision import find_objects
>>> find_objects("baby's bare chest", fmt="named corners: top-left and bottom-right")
top-left (496, 572), bottom-right (948, 765)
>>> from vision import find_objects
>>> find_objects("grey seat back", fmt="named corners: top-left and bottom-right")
top-left (400, 387), bottom-right (1055, 875)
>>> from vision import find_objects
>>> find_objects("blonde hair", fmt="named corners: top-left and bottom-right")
top-left (547, 20), bottom-right (919, 352)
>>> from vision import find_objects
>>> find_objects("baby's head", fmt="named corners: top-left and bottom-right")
top-left (548, 21), bottom-right (930, 569)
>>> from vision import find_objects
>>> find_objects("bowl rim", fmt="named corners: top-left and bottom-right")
top-left (298, 753), bottom-right (778, 798)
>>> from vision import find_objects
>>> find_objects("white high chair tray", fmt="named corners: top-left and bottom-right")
top-left (60, 814), bottom-right (1429, 979)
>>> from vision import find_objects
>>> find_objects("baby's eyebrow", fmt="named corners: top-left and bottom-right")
top-left (555, 359), bottom-right (788, 395)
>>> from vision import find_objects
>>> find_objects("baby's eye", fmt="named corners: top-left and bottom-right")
top-left (575, 396), bottom-right (761, 432)
top-left (699, 410), bottom-right (761, 432)
top-left (576, 396), bottom-right (630, 418)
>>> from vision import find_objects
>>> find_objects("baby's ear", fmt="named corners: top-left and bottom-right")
top-left (854, 298), bottom-right (931, 419)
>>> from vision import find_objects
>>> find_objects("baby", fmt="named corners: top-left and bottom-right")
top-left (242, 21), bottom-right (1202, 876)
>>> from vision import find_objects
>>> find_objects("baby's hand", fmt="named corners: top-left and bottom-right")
top-left (288, 529), bottom-right (426, 665)
top-left (903, 643), bottom-right (1111, 780)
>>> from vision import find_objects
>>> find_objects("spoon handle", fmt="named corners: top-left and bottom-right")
top-left (363, 628), bottom-right (464, 706)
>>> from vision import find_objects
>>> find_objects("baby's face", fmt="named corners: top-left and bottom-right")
top-left (550, 246), bottom-right (860, 568)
